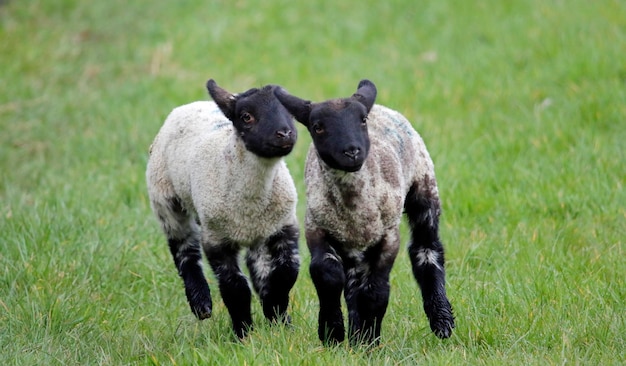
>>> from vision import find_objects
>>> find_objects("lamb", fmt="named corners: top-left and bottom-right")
top-left (274, 79), bottom-right (455, 345)
top-left (146, 79), bottom-right (300, 339)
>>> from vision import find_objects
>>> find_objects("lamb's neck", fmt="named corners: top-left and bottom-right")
top-left (320, 162), bottom-right (370, 207)
top-left (233, 143), bottom-right (281, 196)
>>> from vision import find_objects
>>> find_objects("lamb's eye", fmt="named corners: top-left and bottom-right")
top-left (241, 112), bottom-right (254, 123)
top-left (361, 117), bottom-right (367, 125)
top-left (313, 124), bottom-right (324, 134)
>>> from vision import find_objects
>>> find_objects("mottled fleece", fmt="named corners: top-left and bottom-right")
top-left (304, 104), bottom-right (439, 250)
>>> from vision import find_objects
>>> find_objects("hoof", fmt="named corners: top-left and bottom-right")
top-left (319, 324), bottom-right (345, 346)
top-left (425, 297), bottom-right (455, 339)
top-left (193, 306), bottom-right (212, 320)
top-left (429, 310), bottom-right (455, 339)
top-left (186, 285), bottom-right (213, 320)
top-left (234, 321), bottom-right (253, 339)
top-left (190, 301), bottom-right (212, 320)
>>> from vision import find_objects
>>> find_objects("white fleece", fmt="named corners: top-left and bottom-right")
top-left (147, 101), bottom-right (298, 246)
top-left (304, 104), bottom-right (439, 249)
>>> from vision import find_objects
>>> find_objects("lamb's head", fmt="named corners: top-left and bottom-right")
top-left (274, 79), bottom-right (377, 172)
top-left (207, 79), bottom-right (297, 158)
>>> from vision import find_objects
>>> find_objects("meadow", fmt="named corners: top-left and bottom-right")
top-left (1, 0), bottom-right (624, 364)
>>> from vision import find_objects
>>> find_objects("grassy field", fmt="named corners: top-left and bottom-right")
top-left (1, 0), bottom-right (624, 364)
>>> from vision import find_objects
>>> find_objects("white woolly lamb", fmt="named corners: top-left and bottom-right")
top-left (146, 80), bottom-right (300, 339)
top-left (274, 79), bottom-right (455, 346)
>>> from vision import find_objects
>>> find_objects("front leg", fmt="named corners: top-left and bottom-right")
top-left (204, 241), bottom-right (252, 339)
top-left (344, 231), bottom-right (399, 346)
top-left (307, 228), bottom-right (346, 345)
top-left (246, 224), bottom-right (300, 323)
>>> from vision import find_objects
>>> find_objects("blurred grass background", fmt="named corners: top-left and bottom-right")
top-left (1, 0), bottom-right (624, 364)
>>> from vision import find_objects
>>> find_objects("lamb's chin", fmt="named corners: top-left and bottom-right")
top-left (340, 164), bottom-right (364, 173)
top-left (334, 160), bottom-right (365, 174)
top-left (322, 158), bottom-right (364, 174)
top-left (327, 167), bottom-right (363, 184)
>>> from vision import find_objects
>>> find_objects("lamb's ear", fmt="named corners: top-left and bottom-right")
top-left (206, 79), bottom-right (236, 121)
top-left (352, 79), bottom-right (377, 112)
top-left (273, 87), bottom-right (312, 126)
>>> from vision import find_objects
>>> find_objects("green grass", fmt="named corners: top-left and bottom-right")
top-left (1, 0), bottom-right (624, 364)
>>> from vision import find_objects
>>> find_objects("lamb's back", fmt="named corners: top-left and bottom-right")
top-left (147, 101), bottom-right (232, 202)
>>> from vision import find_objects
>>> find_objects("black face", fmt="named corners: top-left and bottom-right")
top-left (308, 99), bottom-right (371, 172)
top-left (207, 80), bottom-right (297, 158)
top-left (274, 79), bottom-right (377, 172)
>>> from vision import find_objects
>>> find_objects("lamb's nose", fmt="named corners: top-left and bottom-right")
top-left (343, 147), bottom-right (360, 159)
top-left (276, 129), bottom-right (292, 139)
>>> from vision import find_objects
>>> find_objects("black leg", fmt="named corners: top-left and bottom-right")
top-left (158, 197), bottom-right (212, 319)
top-left (246, 224), bottom-right (300, 323)
top-left (307, 228), bottom-right (346, 345)
top-left (205, 242), bottom-right (252, 339)
top-left (344, 233), bottom-right (399, 346)
top-left (168, 235), bottom-right (213, 320)
top-left (405, 184), bottom-right (455, 339)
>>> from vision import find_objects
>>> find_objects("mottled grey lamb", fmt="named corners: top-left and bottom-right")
top-left (274, 79), bottom-right (454, 346)
top-left (146, 80), bottom-right (300, 339)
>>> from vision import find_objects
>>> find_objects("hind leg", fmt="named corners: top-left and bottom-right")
top-left (153, 197), bottom-right (212, 319)
top-left (405, 184), bottom-right (455, 338)
top-left (204, 240), bottom-right (252, 339)
top-left (246, 224), bottom-right (300, 324)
